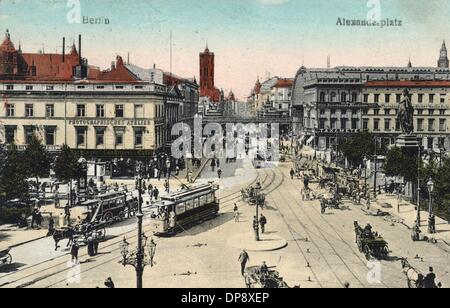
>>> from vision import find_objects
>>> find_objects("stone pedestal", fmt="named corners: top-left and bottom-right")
top-left (395, 134), bottom-right (420, 149)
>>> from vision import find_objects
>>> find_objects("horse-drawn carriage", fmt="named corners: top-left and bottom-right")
top-left (52, 221), bottom-right (107, 251)
top-left (401, 259), bottom-right (442, 289)
top-left (0, 248), bottom-right (12, 268)
top-left (354, 222), bottom-right (390, 261)
top-left (244, 266), bottom-right (290, 289)
top-left (241, 187), bottom-right (266, 207)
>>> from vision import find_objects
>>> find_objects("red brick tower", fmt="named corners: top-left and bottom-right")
top-left (199, 45), bottom-right (220, 102)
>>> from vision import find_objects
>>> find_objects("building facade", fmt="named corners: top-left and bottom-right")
top-left (292, 64), bottom-right (450, 151)
top-left (0, 31), bottom-right (199, 162)
top-left (363, 80), bottom-right (450, 150)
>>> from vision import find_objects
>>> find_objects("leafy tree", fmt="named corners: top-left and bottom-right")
top-left (385, 147), bottom-right (420, 183)
top-left (341, 132), bottom-right (386, 167)
top-left (23, 134), bottom-right (51, 190)
top-left (420, 157), bottom-right (450, 220)
top-left (0, 145), bottom-right (29, 200)
top-left (0, 144), bottom-right (7, 201)
top-left (54, 145), bottom-right (81, 206)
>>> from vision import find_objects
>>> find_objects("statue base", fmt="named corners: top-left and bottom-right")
top-left (396, 134), bottom-right (420, 149)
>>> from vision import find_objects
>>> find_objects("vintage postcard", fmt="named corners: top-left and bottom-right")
top-left (0, 0), bottom-right (448, 296)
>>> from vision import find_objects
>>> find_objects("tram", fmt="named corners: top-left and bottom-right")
top-left (80, 191), bottom-right (131, 223)
top-left (149, 183), bottom-right (219, 236)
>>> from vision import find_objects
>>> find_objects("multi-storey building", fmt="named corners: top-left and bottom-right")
top-left (363, 80), bottom-right (450, 150)
top-left (292, 58), bottom-right (450, 151)
top-left (0, 31), bottom-right (199, 163)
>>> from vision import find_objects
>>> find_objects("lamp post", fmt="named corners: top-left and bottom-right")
top-left (373, 138), bottom-right (378, 198)
top-left (254, 182), bottom-right (262, 242)
top-left (166, 158), bottom-right (171, 193)
top-left (416, 147), bottom-right (421, 227)
top-left (363, 157), bottom-right (368, 198)
top-left (427, 178), bottom-right (435, 234)
top-left (119, 162), bottom-right (156, 288)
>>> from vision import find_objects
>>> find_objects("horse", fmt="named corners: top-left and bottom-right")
top-left (52, 228), bottom-right (77, 251)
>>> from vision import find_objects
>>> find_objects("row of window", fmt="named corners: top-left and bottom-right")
top-left (317, 108), bottom-right (446, 116)
top-left (5, 103), bottom-right (164, 118)
top-left (318, 92), bottom-right (359, 103)
top-left (5, 84), bottom-right (150, 91)
top-left (3, 126), bottom-right (154, 149)
top-left (363, 93), bottom-right (447, 104)
top-left (364, 118), bottom-right (447, 132)
top-left (175, 193), bottom-right (215, 215)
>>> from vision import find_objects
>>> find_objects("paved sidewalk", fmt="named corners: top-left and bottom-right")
top-left (371, 194), bottom-right (450, 244)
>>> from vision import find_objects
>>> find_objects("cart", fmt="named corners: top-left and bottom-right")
top-left (244, 266), bottom-right (290, 289)
top-left (0, 248), bottom-right (12, 267)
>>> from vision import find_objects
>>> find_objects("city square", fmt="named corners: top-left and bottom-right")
top-left (0, 0), bottom-right (450, 291)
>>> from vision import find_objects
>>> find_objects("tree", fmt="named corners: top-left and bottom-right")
top-left (385, 147), bottom-right (419, 183)
top-left (341, 132), bottom-right (386, 167)
top-left (54, 145), bottom-right (81, 206)
top-left (420, 157), bottom-right (450, 221)
top-left (0, 144), bottom-right (8, 203)
top-left (0, 145), bottom-right (29, 201)
top-left (23, 134), bottom-right (51, 190)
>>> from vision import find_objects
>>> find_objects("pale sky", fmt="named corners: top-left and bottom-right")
top-left (1, 0), bottom-right (450, 99)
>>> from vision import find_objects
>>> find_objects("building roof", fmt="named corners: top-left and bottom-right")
top-left (272, 78), bottom-right (294, 88)
top-left (365, 80), bottom-right (450, 88)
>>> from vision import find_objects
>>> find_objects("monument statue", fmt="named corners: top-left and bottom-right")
top-left (398, 89), bottom-right (414, 135)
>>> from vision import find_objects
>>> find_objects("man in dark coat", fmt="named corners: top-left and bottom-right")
top-left (238, 250), bottom-right (250, 276)
top-left (259, 214), bottom-right (267, 234)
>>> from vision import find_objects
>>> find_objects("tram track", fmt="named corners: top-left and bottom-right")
top-left (273, 166), bottom-right (372, 288)
top-left (0, 163), bottom-right (274, 288)
top-left (280, 158), bottom-right (392, 288)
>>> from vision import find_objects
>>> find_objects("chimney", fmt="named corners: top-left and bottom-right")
top-left (78, 34), bottom-right (82, 64)
top-left (62, 37), bottom-right (66, 62)
top-left (111, 61), bottom-right (116, 70)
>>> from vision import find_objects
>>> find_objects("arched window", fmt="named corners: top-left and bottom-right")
top-left (330, 92), bottom-right (336, 102)
top-left (341, 92), bottom-right (347, 102)
top-left (319, 92), bottom-right (326, 102)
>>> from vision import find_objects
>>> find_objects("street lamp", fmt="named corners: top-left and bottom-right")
top-left (118, 162), bottom-right (156, 288)
top-left (254, 182), bottom-right (262, 242)
top-left (119, 235), bottom-right (157, 285)
top-left (363, 157), bottom-right (368, 198)
top-left (166, 158), bottom-right (171, 193)
top-left (427, 178), bottom-right (436, 234)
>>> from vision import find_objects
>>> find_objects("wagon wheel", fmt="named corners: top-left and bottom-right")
top-left (103, 212), bottom-right (113, 222)
top-left (119, 211), bottom-right (126, 221)
top-left (363, 245), bottom-right (372, 261)
top-left (2, 254), bottom-right (12, 265)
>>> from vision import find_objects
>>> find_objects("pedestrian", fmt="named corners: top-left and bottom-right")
top-left (47, 213), bottom-right (55, 237)
top-left (87, 236), bottom-right (95, 257)
top-left (260, 214), bottom-right (267, 234)
top-left (104, 277), bottom-right (115, 289)
top-left (238, 249), bottom-right (250, 276)
top-left (216, 159), bottom-right (220, 168)
top-left (30, 206), bottom-right (38, 228)
top-left (175, 165), bottom-right (180, 176)
top-left (164, 180), bottom-right (170, 193)
top-left (423, 267), bottom-right (438, 289)
top-left (211, 158), bottom-right (217, 172)
top-left (71, 241), bottom-right (80, 264)
top-left (290, 168), bottom-right (295, 180)
top-left (93, 237), bottom-right (100, 256)
top-left (188, 170), bottom-right (193, 183)
top-left (153, 187), bottom-right (160, 200)
top-left (233, 204), bottom-right (240, 223)
top-left (54, 195), bottom-right (60, 208)
top-left (217, 168), bottom-right (222, 179)
top-left (304, 175), bottom-right (310, 191)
